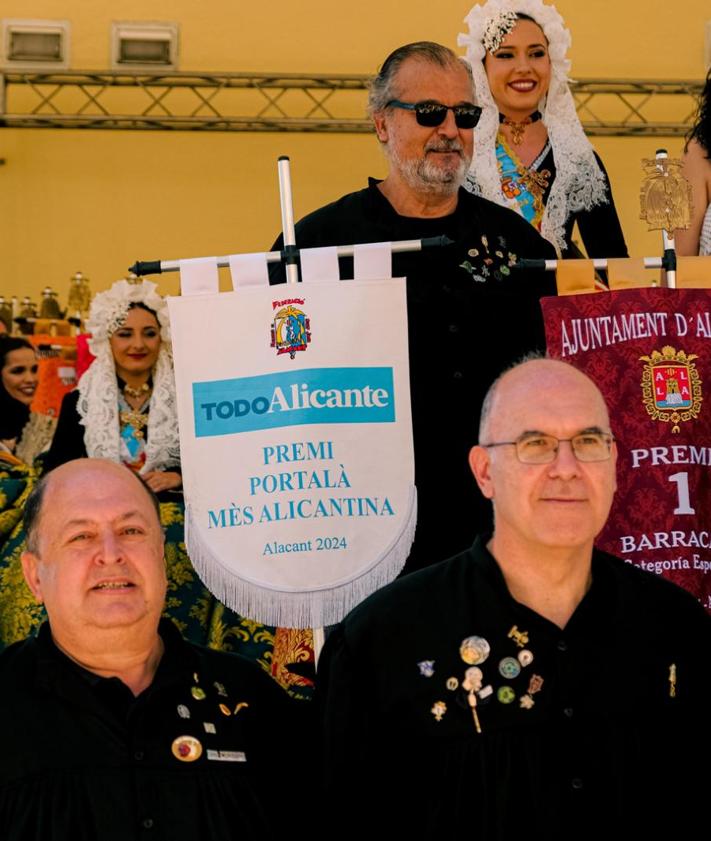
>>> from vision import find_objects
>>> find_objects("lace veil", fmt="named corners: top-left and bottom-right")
top-left (458, 0), bottom-right (609, 254)
top-left (77, 279), bottom-right (181, 473)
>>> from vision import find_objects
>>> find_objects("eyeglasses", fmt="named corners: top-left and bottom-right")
top-left (386, 99), bottom-right (482, 129)
top-left (481, 432), bottom-right (615, 464)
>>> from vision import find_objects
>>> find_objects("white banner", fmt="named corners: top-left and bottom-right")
top-left (168, 279), bottom-right (416, 628)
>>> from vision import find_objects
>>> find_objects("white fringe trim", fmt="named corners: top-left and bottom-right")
top-left (185, 485), bottom-right (417, 628)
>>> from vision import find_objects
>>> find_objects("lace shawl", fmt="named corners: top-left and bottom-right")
top-left (76, 342), bottom-right (180, 473)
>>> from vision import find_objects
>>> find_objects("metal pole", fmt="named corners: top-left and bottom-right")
top-left (516, 256), bottom-right (665, 272)
top-left (277, 156), bottom-right (299, 285)
top-left (128, 236), bottom-right (452, 276)
top-left (656, 149), bottom-right (677, 289)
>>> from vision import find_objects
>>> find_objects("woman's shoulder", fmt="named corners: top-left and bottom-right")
top-left (42, 389), bottom-right (86, 471)
top-left (681, 139), bottom-right (711, 200)
top-left (684, 137), bottom-right (709, 159)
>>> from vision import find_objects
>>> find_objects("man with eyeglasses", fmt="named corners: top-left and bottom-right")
top-left (318, 357), bottom-right (708, 839)
top-left (270, 42), bottom-right (556, 575)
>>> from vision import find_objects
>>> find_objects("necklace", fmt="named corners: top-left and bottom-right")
top-left (123, 381), bottom-right (151, 399)
top-left (119, 409), bottom-right (149, 439)
top-left (499, 110), bottom-right (541, 145)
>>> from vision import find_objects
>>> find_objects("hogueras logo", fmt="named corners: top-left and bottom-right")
top-left (193, 367), bottom-right (395, 437)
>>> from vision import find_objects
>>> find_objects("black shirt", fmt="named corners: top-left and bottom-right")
top-left (271, 182), bottom-right (557, 571)
top-left (0, 620), bottom-right (309, 841)
top-left (318, 538), bottom-right (709, 840)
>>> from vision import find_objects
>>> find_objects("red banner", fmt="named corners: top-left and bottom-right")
top-left (543, 288), bottom-right (711, 612)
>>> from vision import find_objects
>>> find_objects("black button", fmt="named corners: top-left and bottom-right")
top-left (134, 750), bottom-right (144, 761)
top-left (571, 778), bottom-right (583, 790)
top-left (448, 324), bottom-right (459, 333)
top-left (563, 707), bottom-right (574, 719)
top-left (142, 818), bottom-right (154, 830)
top-left (557, 639), bottom-right (568, 652)
top-left (453, 371), bottom-right (463, 380)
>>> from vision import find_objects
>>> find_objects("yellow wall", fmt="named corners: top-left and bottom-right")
top-left (1, 1), bottom-right (710, 301)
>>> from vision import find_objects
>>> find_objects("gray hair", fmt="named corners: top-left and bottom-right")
top-left (367, 41), bottom-right (474, 117)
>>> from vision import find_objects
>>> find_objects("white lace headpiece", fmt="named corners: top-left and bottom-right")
top-left (77, 279), bottom-right (180, 473)
top-left (458, 0), bottom-right (608, 254)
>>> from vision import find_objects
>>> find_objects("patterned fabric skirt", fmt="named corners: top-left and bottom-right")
top-left (0, 459), bottom-right (314, 700)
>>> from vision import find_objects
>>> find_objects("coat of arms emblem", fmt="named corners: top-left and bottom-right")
top-left (639, 345), bottom-right (702, 433)
top-left (270, 299), bottom-right (311, 359)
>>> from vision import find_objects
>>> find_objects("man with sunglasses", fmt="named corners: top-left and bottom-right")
top-left (270, 42), bottom-right (556, 576)
top-left (318, 357), bottom-right (708, 839)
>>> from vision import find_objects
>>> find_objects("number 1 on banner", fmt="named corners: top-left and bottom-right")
top-left (668, 472), bottom-right (696, 515)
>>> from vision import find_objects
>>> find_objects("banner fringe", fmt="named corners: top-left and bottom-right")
top-left (184, 487), bottom-right (417, 629)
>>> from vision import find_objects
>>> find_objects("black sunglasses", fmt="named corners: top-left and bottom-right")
top-left (386, 99), bottom-right (482, 129)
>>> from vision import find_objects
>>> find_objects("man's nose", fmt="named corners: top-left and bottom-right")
top-left (548, 440), bottom-right (581, 479)
top-left (437, 108), bottom-right (459, 138)
top-left (96, 531), bottom-right (124, 564)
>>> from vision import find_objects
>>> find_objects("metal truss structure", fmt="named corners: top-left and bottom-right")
top-left (0, 70), bottom-right (703, 136)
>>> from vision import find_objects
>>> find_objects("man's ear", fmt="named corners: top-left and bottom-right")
top-left (21, 551), bottom-right (44, 603)
top-left (373, 110), bottom-right (389, 143)
top-left (469, 445), bottom-right (495, 500)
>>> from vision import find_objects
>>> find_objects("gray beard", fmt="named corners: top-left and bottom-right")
top-left (388, 143), bottom-right (470, 197)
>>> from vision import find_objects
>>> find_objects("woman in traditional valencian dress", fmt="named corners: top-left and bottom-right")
top-left (0, 280), bottom-right (313, 697)
top-left (459, 0), bottom-right (628, 258)
top-left (0, 337), bottom-right (40, 463)
top-left (0, 338), bottom-right (57, 647)
top-left (677, 70), bottom-right (711, 256)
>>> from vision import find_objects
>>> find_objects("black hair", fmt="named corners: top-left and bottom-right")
top-left (127, 302), bottom-right (158, 316)
top-left (688, 69), bottom-right (711, 158)
top-left (0, 335), bottom-right (33, 368)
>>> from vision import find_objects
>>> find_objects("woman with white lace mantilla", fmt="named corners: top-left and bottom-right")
top-left (459, 0), bottom-right (628, 258)
top-left (44, 279), bottom-right (181, 490)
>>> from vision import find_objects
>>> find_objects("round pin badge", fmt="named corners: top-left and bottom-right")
top-left (518, 650), bottom-right (534, 667)
top-left (459, 636), bottom-right (490, 665)
top-left (498, 657), bottom-right (521, 679)
top-left (191, 686), bottom-right (206, 701)
top-left (171, 735), bottom-right (203, 762)
top-left (497, 686), bottom-right (516, 704)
